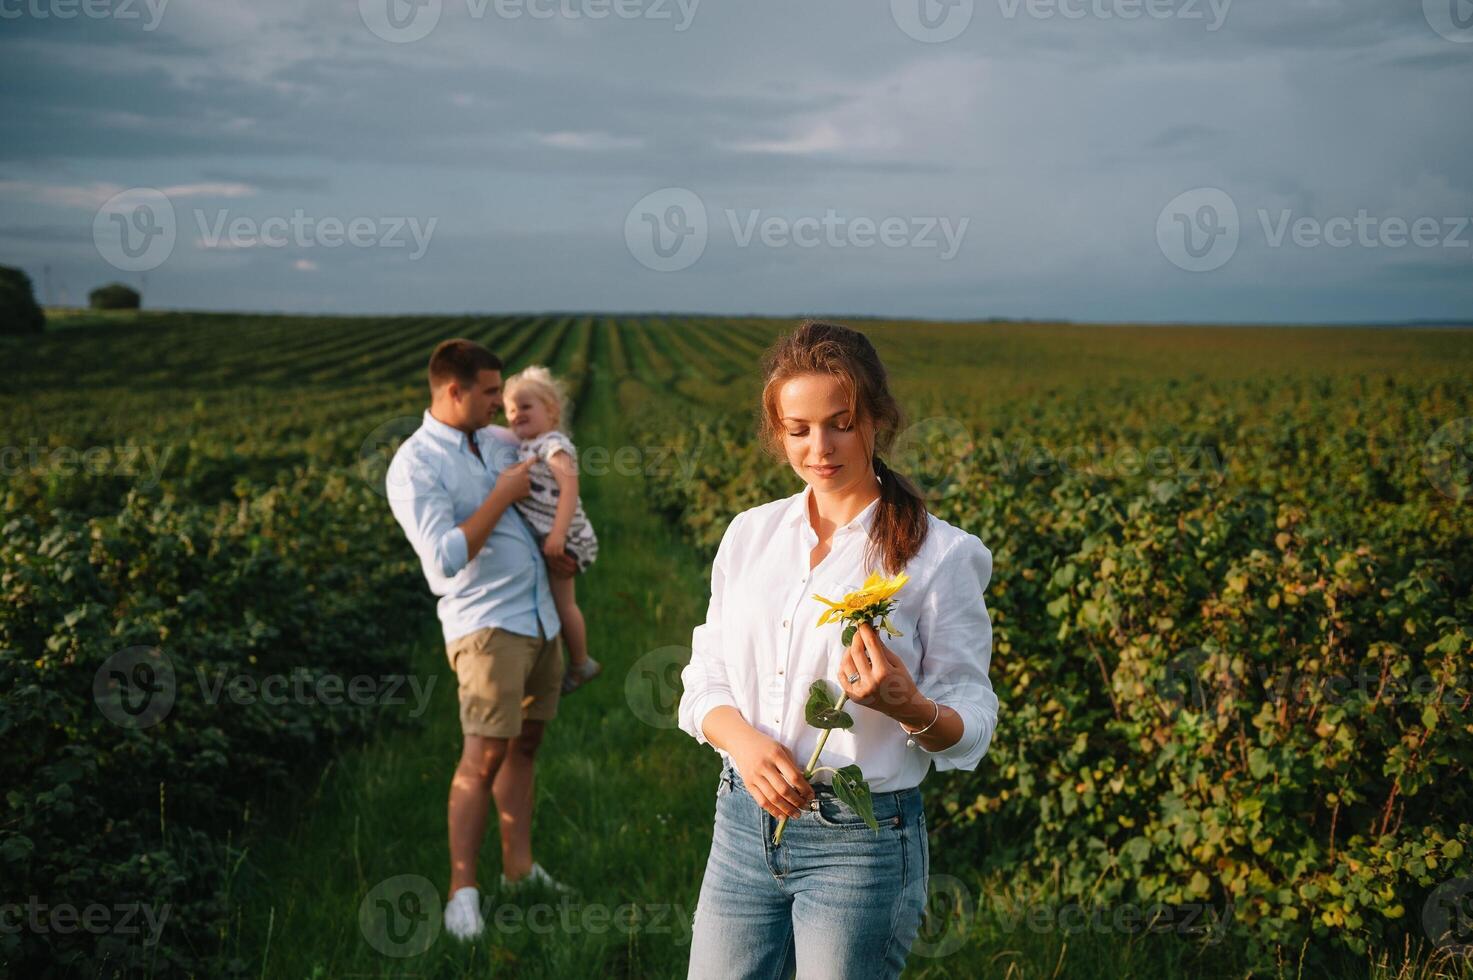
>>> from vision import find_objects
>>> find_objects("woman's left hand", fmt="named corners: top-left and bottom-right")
top-left (838, 622), bottom-right (918, 721)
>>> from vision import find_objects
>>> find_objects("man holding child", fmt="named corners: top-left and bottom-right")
top-left (385, 338), bottom-right (578, 941)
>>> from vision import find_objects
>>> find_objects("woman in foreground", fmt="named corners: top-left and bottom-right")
top-left (677, 320), bottom-right (1001, 979)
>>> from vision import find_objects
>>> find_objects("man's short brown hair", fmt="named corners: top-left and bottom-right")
top-left (428, 339), bottom-right (503, 390)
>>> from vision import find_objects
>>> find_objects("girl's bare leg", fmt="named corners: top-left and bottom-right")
top-left (549, 571), bottom-right (588, 666)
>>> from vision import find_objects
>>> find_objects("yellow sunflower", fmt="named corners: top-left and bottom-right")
top-left (813, 570), bottom-right (910, 627)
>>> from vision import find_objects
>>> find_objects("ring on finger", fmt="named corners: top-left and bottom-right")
top-left (846, 672), bottom-right (860, 683)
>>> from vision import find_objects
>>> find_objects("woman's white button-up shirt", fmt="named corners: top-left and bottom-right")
top-left (676, 483), bottom-right (1000, 793)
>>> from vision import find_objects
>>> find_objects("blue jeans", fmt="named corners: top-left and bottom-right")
top-left (686, 762), bottom-right (929, 980)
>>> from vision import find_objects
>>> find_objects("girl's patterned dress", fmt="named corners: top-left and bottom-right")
top-left (513, 430), bottom-right (599, 573)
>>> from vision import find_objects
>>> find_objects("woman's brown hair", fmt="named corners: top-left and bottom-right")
top-left (757, 319), bottom-right (929, 575)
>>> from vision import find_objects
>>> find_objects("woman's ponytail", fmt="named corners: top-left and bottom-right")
top-left (868, 451), bottom-right (929, 576)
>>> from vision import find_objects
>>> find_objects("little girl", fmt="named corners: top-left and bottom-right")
top-left (502, 365), bottom-right (601, 695)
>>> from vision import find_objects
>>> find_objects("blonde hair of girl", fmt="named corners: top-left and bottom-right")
top-left (504, 364), bottom-right (572, 435)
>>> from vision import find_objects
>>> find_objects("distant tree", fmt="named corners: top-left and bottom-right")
top-left (89, 282), bottom-right (141, 310)
top-left (0, 265), bottom-right (46, 334)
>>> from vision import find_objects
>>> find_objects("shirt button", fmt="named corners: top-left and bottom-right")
top-left (783, 619), bottom-right (789, 628)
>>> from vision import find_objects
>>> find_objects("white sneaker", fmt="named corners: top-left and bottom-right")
top-left (500, 862), bottom-right (575, 895)
top-left (443, 886), bottom-right (485, 941)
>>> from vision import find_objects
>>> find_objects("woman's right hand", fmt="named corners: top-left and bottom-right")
top-left (729, 732), bottom-right (814, 820)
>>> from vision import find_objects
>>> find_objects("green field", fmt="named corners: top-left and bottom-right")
top-left (3, 313), bottom-right (1471, 979)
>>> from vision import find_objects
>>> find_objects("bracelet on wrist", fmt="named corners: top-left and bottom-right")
top-left (899, 697), bottom-right (941, 748)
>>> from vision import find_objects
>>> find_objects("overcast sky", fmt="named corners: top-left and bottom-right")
top-left (2, 0), bottom-right (1471, 322)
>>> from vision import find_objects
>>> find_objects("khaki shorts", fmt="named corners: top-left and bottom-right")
top-left (445, 626), bottom-right (563, 738)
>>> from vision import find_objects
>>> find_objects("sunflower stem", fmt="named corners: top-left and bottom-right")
top-left (773, 693), bottom-right (849, 846)
top-left (770, 584), bottom-right (906, 849)
top-left (803, 693), bottom-right (848, 776)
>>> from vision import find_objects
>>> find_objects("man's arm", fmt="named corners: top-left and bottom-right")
top-left (461, 458), bottom-right (533, 560)
top-left (388, 447), bottom-right (474, 579)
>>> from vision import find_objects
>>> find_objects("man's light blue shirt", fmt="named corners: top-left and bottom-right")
top-left (387, 410), bottom-right (561, 644)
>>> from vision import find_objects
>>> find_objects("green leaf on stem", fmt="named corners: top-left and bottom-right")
top-left (832, 764), bottom-right (879, 831)
top-left (805, 680), bottom-right (853, 729)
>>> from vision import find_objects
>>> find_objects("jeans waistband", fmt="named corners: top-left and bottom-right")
top-left (721, 761), bottom-right (920, 802)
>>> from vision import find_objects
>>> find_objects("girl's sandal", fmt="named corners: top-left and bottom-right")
top-left (561, 658), bottom-right (602, 695)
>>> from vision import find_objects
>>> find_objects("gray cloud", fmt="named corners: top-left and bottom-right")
top-left (197, 170), bottom-right (331, 192)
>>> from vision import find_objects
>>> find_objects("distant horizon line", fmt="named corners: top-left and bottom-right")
top-left (38, 305), bottom-right (1473, 331)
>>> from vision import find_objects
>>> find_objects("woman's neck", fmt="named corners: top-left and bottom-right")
top-left (806, 473), bottom-right (881, 534)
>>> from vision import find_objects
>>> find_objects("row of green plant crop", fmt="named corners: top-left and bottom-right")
top-left (0, 312), bottom-right (597, 975)
top-left (634, 365), bottom-right (1473, 970)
